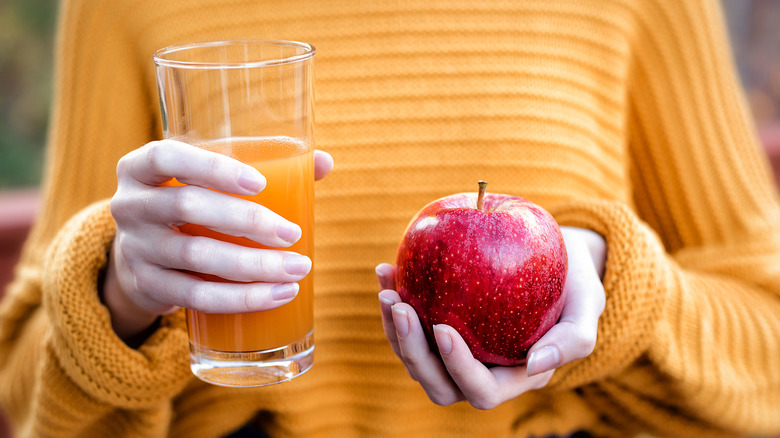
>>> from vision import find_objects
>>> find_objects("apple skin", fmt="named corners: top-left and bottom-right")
top-left (395, 190), bottom-right (568, 366)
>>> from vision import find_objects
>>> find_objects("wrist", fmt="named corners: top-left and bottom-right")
top-left (560, 226), bottom-right (607, 279)
top-left (101, 246), bottom-right (161, 345)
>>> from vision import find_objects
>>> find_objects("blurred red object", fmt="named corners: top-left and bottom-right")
top-left (722, 0), bottom-right (780, 130)
top-left (760, 125), bottom-right (780, 190)
top-left (0, 188), bottom-right (39, 438)
top-left (0, 189), bottom-right (39, 297)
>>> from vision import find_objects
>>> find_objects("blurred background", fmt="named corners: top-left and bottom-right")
top-left (1, 1), bottom-right (779, 190)
top-left (1, 0), bottom-right (778, 191)
top-left (0, 0), bottom-right (779, 437)
top-left (0, 0), bottom-right (55, 189)
top-left (723, 0), bottom-right (780, 134)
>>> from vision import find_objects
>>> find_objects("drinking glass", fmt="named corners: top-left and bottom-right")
top-left (153, 39), bottom-right (316, 387)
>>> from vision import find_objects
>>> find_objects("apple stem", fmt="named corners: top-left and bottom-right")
top-left (477, 180), bottom-right (487, 211)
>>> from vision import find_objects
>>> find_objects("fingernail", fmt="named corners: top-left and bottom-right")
top-left (527, 345), bottom-right (561, 376)
top-left (375, 265), bottom-right (388, 289)
top-left (276, 221), bottom-right (302, 244)
top-left (238, 168), bottom-right (265, 193)
top-left (392, 306), bottom-right (409, 338)
top-left (283, 255), bottom-right (311, 276)
top-left (378, 292), bottom-right (395, 306)
top-left (433, 325), bottom-right (452, 355)
top-left (272, 283), bottom-right (299, 301)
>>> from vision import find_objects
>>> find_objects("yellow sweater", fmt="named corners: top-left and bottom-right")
top-left (2, 0), bottom-right (780, 437)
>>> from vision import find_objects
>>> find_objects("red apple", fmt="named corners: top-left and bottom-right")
top-left (395, 181), bottom-right (568, 366)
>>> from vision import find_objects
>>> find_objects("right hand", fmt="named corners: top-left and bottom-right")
top-left (375, 226), bottom-right (605, 409)
top-left (104, 140), bottom-right (333, 341)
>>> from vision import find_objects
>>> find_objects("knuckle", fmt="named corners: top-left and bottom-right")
top-left (134, 272), bottom-right (152, 294)
top-left (254, 252), bottom-right (279, 279)
top-left (245, 203), bottom-right (260, 226)
top-left (172, 186), bottom-right (200, 220)
top-left (245, 204), bottom-right (267, 235)
top-left (246, 205), bottom-right (276, 239)
top-left (185, 281), bottom-right (212, 311)
top-left (241, 288), bottom-right (257, 313)
top-left (145, 141), bottom-right (169, 172)
top-left (469, 394), bottom-right (499, 410)
top-left (242, 283), bottom-right (272, 312)
top-left (113, 232), bottom-right (129, 251)
top-left (110, 195), bottom-right (131, 220)
top-left (233, 251), bottom-right (253, 276)
top-left (139, 189), bottom-right (158, 218)
top-left (206, 153), bottom-right (223, 176)
top-left (179, 238), bottom-right (206, 270)
top-left (133, 266), bottom-right (159, 298)
top-left (596, 288), bottom-right (607, 314)
top-left (401, 352), bottom-right (423, 369)
top-left (116, 154), bottom-right (132, 177)
top-left (115, 234), bottom-right (144, 267)
top-left (574, 332), bottom-right (597, 358)
top-left (428, 391), bottom-right (459, 407)
top-left (112, 186), bottom-right (157, 225)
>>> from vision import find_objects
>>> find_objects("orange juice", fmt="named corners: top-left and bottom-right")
top-left (169, 136), bottom-right (314, 353)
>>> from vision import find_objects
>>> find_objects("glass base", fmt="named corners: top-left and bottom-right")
top-left (190, 331), bottom-right (314, 387)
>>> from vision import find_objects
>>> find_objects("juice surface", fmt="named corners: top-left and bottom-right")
top-left (169, 136), bottom-right (314, 352)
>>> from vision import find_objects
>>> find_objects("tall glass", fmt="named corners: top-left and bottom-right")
top-left (153, 39), bottom-right (316, 387)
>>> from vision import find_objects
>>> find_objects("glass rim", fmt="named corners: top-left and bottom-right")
top-left (153, 39), bottom-right (316, 70)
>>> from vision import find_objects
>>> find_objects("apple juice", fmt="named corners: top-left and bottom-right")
top-left (167, 136), bottom-right (314, 353)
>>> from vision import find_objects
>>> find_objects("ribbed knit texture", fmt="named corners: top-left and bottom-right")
top-left (1, 0), bottom-right (780, 437)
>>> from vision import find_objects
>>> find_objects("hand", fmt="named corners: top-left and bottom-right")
top-left (376, 226), bottom-right (605, 409)
top-left (104, 140), bottom-right (334, 341)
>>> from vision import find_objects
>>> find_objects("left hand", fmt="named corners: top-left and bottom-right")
top-left (376, 226), bottom-right (606, 409)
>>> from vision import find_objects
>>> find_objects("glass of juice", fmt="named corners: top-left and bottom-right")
top-left (153, 39), bottom-right (316, 387)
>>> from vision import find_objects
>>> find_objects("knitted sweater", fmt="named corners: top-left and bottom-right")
top-left (2, 0), bottom-right (780, 437)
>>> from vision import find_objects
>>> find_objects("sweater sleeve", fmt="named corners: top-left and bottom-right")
top-left (0, 201), bottom-right (194, 438)
top-left (33, 201), bottom-right (192, 437)
top-left (546, 1), bottom-right (780, 436)
top-left (45, 201), bottom-right (193, 404)
top-left (0, 0), bottom-right (195, 436)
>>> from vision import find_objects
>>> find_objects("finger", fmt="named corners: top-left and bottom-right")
top-left (559, 227), bottom-right (606, 328)
top-left (133, 265), bottom-right (300, 314)
top-left (435, 325), bottom-right (555, 409)
top-left (314, 150), bottom-right (334, 181)
top-left (378, 289), bottom-right (403, 359)
top-left (143, 184), bottom-right (301, 247)
top-left (376, 265), bottom-right (401, 358)
top-left (392, 303), bottom-right (465, 405)
top-left (143, 232), bottom-right (311, 283)
top-left (526, 235), bottom-right (605, 376)
top-left (375, 263), bottom-right (397, 291)
top-left (525, 289), bottom-right (601, 376)
top-left (118, 140), bottom-right (265, 195)
top-left (433, 324), bottom-right (502, 409)
top-left (490, 366), bottom-right (555, 401)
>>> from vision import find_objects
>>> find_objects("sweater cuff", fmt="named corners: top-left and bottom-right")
top-left (545, 199), bottom-right (673, 390)
top-left (41, 200), bottom-right (193, 408)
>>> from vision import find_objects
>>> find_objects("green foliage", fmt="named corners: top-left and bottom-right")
top-left (0, 1), bottom-right (57, 188)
